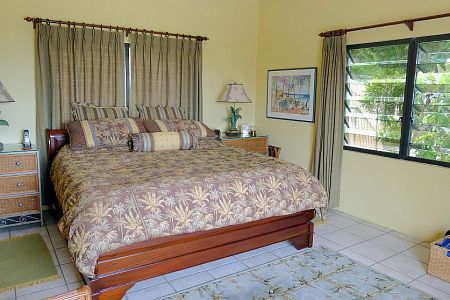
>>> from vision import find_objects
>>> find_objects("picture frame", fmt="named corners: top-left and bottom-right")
top-left (266, 67), bottom-right (317, 123)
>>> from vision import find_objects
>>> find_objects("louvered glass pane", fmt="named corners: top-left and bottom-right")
top-left (345, 43), bottom-right (409, 153)
top-left (409, 39), bottom-right (450, 162)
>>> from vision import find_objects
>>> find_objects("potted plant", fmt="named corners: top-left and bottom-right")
top-left (227, 106), bottom-right (242, 132)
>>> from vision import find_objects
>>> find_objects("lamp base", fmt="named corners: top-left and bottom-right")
top-left (225, 128), bottom-right (241, 137)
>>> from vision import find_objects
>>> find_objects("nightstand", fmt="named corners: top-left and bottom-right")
top-left (0, 144), bottom-right (42, 228)
top-left (222, 135), bottom-right (269, 155)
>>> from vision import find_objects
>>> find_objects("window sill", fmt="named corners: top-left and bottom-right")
top-left (343, 146), bottom-right (450, 168)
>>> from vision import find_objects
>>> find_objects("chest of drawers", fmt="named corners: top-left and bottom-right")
top-left (0, 144), bottom-right (42, 228)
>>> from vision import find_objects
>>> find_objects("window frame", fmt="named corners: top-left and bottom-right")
top-left (344, 33), bottom-right (450, 168)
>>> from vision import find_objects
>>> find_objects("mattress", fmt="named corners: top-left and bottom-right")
top-left (50, 141), bottom-right (327, 277)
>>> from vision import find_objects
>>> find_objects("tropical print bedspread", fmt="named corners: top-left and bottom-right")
top-left (51, 142), bottom-right (327, 277)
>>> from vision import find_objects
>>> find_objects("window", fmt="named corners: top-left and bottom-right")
top-left (344, 34), bottom-right (450, 167)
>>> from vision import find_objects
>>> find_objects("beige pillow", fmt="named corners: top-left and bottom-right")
top-left (136, 105), bottom-right (186, 120)
top-left (130, 131), bottom-right (193, 152)
top-left (72, 102), bottom-right (129, 121)
top-left (143, 119), bottom-right (216, 138)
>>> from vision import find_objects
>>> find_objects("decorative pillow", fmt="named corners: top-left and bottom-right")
top-left (143, 119), bottom-right (216, 139)
top-left (66, 118), bottom-right (145, 150)
top-left (136, 105), bottom-right (186, 120)
top-left (72, 102), bottom-right (129, 121)
top-left (130, 131), bottom-right (193, 152)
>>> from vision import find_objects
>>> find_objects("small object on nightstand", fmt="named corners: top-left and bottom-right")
top-left (0, 144), bottom-right (42, 228)
top-left (250, 127), bottom-right (256, 137)
top-left (213, 129), bottom-right (221, 140)
top-left (241, 125), bottom-right (251, 137)
top-left (22, 129), bottom-right (32, 150)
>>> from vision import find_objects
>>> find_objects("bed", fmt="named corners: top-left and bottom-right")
top-left (47, 129), bottom-right (327, 300)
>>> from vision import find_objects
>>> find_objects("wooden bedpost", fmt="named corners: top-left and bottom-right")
top-left (46, 129), bottom-right (69, 163)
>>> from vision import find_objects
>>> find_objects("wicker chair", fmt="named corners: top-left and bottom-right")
top-left (46, 285), bottom-right (91, 300)
top-left (268, 145), bottom-right (281, 158)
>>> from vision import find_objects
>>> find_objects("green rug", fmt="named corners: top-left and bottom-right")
top-left (0, 233), bottom-right (60, 292)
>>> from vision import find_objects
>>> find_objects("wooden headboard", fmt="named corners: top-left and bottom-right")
top-left (46, 129), bottom-right (69, 162)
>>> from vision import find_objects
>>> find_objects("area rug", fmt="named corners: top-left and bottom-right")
top-left (163, 246), bottom-right (433, 299)
top-left (0, 233), bottom-right (60, 292)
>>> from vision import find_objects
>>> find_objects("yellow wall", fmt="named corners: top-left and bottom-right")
top-left (0, 0), bottom-right (258, 143)
top-left (256, 0), bottom-right (450, 241)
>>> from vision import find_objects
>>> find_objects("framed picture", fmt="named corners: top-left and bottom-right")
top-left (267, 67), bottom-right (317, 122)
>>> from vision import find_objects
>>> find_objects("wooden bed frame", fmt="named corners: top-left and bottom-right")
top-left (46, 129), bottom-right (316, 300)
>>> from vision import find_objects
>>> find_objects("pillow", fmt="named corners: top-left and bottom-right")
top-left (143, 119), bottom-right (216, 139)
top-left (66, 118), bottom-right (145, 150)
top-left (136, 105), bottom-right (186, 120)
top-left (72, 102), bottom-right (129, 121)
top-left (130, 131), bottom-right (193, 152)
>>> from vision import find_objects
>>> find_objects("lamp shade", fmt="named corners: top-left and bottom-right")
top-left (218, 83), bottom-right (251, 103)
top-left (0, 80), bottom-right (14, 103)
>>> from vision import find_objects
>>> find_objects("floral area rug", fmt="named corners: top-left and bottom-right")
top-left (163, 246), bottom-right (433, 299)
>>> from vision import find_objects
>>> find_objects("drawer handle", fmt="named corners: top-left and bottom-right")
top-left (18, 203), bottom-right (24, 207)
top-left (15, 161), bottom-right (22, 166)
top-left (16, 182), bottom-right (23, 188)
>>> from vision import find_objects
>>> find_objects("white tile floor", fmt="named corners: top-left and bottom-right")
top-left (1, 209), bottom-right (449, 300)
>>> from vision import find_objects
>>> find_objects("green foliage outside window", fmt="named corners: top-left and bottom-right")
top-left (346, 40), bottom-right (450, 163)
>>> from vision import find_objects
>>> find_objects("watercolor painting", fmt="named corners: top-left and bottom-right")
top-left (267, 68), bottom-right (317, 122)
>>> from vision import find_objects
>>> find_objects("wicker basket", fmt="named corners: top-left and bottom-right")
top-left (427, 236), bottom-right (450, 283)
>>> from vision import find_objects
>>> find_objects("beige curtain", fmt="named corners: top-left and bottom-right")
top-left (35, 23), bottom-right (125, 201)
top-left (130, 33), bottom-right (202, 120)
top-left (313, 35), bottom-right (347, 208)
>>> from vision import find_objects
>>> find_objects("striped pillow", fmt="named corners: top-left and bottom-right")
top-left (136, 105), bottom-right (186, 120)
top-left (131, 131), bottom-right (193, 152)
top-left (143, 119), bottom-right (216, 138)
top-left (66, 118), bottom-right (145, 150)
top-left (72, 102), bottom-right (129, 121)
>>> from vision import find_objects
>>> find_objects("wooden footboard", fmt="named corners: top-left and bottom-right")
top-left (46, 129), bottom-right (316, 300)
top-left (90, 209), bottom-right (315, 300)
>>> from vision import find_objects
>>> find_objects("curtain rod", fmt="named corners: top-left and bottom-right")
top-left (319, 12), bottom-right (450, 37)
top-left (24, 17), bottom-right (209, 41)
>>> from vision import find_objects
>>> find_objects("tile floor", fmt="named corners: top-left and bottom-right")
top-left (0, 209), bottom-right (449, 300)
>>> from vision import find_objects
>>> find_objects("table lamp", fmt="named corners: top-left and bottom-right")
top-left (218, 83), bottom-right (251, 136)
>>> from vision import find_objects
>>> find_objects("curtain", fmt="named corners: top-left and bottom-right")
top-left (35, 23), bottom-right (125, 201)
top-left (130, 33), bottom-right (202, 120)
top-left (313, 35), bottom-right (347, 208)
